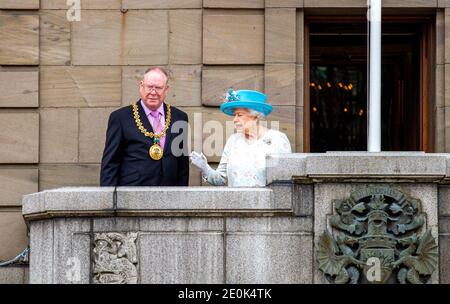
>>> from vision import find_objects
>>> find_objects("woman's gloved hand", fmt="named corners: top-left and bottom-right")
top-left (189, 151), bottom-right (211, 176)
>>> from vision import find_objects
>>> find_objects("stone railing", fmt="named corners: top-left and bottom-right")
top-left (23, 186), bottom-right (311, 284)
top-left (23, 152), bottom-right (450, 284)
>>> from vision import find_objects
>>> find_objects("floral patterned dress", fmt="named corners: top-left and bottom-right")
top-left (204, 129), bottom-right (292, 187)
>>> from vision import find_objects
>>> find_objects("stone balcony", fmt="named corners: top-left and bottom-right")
top-left (22, 152), bottom-right (450, 284)
top-left (23, 186), bottom-right (312, 284)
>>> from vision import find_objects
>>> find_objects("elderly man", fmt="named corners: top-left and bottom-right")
top-left (100, 67), bottom-right (189, 186)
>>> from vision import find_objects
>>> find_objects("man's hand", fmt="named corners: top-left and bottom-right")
top-left (189, 151), bottom-right (210, 176)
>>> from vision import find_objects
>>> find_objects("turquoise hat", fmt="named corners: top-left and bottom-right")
top-left (220, 89), bottom-right (273, 117)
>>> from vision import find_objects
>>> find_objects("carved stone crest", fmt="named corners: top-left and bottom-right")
top-left (317, 186), bottom-right (438, 284)
top-left (93, 232), bottom-right (138, 284)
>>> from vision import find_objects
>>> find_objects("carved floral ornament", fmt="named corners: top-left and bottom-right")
top-left (317, 186), bottom-right (438, 284)
top-left (93, 232), bottom-right (138, 284)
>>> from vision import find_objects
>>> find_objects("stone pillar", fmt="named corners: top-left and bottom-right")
top-left (267, 152), bottom-right (449, 284)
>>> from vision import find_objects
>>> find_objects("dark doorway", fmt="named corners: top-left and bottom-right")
top-left (306, 17), bottom-right (431, 152)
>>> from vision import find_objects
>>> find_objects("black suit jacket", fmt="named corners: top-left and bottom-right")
top-left (100, 101), bottom-right (189, 186)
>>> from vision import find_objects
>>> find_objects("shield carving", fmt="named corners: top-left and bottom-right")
top-left (317, 188), bottom-right (438, 284)
top-left (360, 248), bottom-right (395, 284)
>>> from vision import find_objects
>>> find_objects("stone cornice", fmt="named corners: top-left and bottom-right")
top-left (22, 187), bottom-right (293, 221)
top-left (267, 152), bottom-right (450, 184)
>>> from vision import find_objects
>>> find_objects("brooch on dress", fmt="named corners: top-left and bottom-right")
top-left (225, 88), bottom-right (239, 102)
top-left (263, 138), bottom-right (272, 145)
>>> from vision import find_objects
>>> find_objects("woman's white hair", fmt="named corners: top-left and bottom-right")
top-left (248, 109), bottom-right (266, 119)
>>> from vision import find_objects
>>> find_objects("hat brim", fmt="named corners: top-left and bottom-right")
top-left (220, 101), bottom-right (273, 117)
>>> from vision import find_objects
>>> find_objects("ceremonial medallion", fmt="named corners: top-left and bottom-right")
top-left (132, 102), bottom-right (171, 161)
top-left (149, 143), bottom-right (163, 160)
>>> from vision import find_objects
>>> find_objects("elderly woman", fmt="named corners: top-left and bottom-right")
top-left (190, 89), bottom-right (291, 187)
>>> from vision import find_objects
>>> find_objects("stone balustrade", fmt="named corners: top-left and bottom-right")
top-left (22, 152), bottom-right (450, 284)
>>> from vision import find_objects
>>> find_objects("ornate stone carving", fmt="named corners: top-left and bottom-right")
top-left (93, 232), bottom-right (138, 284)
top-left (317, 186), bottom-right (438, 284)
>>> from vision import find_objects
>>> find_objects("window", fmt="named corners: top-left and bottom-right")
top-left (305, 16), bottom-right (433, 152)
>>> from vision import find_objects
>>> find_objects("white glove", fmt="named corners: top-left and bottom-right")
top-left (189, 151), bottom-right (211, 176)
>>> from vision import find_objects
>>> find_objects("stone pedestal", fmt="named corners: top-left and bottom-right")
top-left (23, 152), bottom-right (450, 284)
top-left (267, 152), bottom-right (449, 284)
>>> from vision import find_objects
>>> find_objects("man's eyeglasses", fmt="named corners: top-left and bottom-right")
top-left (141, 84), bottom-right (166, 93)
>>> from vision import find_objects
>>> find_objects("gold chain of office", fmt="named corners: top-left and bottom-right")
top-left (132, 102), bottom-right (171, 160)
